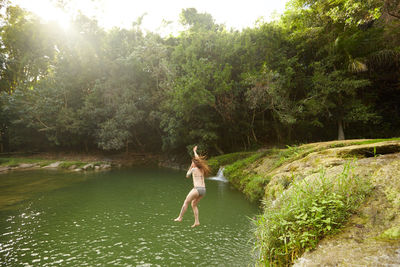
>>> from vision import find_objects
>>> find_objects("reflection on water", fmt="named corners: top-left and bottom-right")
top-left (0, 169), bottom-right (93, 210)
top-left (0, 168), bottom-right (258, 266)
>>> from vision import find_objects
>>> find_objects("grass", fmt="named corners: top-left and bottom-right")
top-left (207, 138), bottom-right (400, 203)
top-left (0, 157), bottom-right (106, 169)
top-left (349, 137), bottom-right (400, 145)
top-left (326, 137), bottom-right (400, 149)
top-left (0, 157), bottom-right (54, 167)
top-left (242, 175), bottom-right (271, 202)
top-left (254, 162), bottom-right (372, 266)
top-left (222, 152), bottom-right (270, 202)
top-left (208, 147), bottom-right (306, 197)
top-left (270, 145), bottom-right (305, 169)
top-left (208, 151), bottom-right (256, 175)
top-left (59, 161), bottom-right (88, 169)
top-left (206, 138), bottom-right (399, 265)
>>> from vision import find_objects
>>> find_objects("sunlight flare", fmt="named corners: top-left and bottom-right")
top-left (14, 0), bottom-right (288, 34)
top-left (14, 0), bottom-right (70, 29)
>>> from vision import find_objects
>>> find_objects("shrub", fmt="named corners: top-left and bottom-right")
top-left (254, 162), bottom-right (372, 266)
top-left (243, 175), bottom-right (271, 202)
top-left (220, 152), bottom-right (270, 202)
top-left (208, 152), bottom-right (256, 175)
top-left (224, 152), bottom-right (266, 184)
top-left (59, 161), bottom-right (87, 169)
top-left (0, 157), bottom-right (53, 167)
top-left (271, 145), bottom-right (305, 169)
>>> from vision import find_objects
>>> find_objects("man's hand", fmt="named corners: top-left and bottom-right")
top-left (193, 145), bottom-right (198, 152)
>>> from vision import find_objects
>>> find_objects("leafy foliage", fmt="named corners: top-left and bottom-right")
top-left (221, 152), bottom-right (270, 201)
top-left (207, 151), bottom-right (256, 175)
top-left (0, 2), bottom-right (399, 154)
top-left (254, 163), bottom-right (372, 265)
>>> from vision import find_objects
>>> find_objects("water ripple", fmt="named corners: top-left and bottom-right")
top-left (0, 169), bottom-right (258, 266)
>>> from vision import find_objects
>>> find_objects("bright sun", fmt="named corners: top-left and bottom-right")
top-left (14, 0), bottom-right (289, 35)
top-left (14, 0), bottom-right (71, 30)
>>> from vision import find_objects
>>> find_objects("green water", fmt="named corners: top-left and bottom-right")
top-left (0, 168), bottom-right (258, 266)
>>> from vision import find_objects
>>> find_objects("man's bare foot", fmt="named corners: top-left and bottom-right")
top-left (174, 217), bottom-right (182, 222)
top-left (191, 223), bottom-right (200, 228)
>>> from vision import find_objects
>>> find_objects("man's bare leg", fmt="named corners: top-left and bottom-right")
top-left (174, 189), bottom-right (198, 222)
top-left (191, 196), bottom-right (203, 227)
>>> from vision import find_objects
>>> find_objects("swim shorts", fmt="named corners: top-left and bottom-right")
top-left (195, 187), bottom-right (206, 196)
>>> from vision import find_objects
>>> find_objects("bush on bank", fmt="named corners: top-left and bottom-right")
top-left (254, 163), bottom-right (372, 266)
top-left (207, 152), bottom-right (257, 175)
top-left (0, 157), bottom-right (54, 167)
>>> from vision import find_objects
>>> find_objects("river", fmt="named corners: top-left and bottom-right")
top-left (0, 168), bottom-right (258, 266)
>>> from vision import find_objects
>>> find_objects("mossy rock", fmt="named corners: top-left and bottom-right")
top-left (380, 226), bottom-right (400, 240)
top-left (337, 142), bottom-right (400, 158)
top-left (372, 158), bottom-right (400, 209)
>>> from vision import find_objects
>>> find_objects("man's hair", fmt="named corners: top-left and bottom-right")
top-left (192, 156), bottom-right (211, 177)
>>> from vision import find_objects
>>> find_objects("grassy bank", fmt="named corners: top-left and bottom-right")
top-left (0, 156), bottom-right (112, 171)
top-left (0, 152), bottom-right (163, 172)
top-left (209, 138), bottom-right (400, 266)
top-left (254, 163), bottom-right (372, 265)
top-left (0, 157), bottom-right (54, 167)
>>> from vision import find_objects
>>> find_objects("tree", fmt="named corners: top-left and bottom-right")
top-left (244, 66), bottom-right (300, 143)
top-left (307, 63), bottom-right (372, 140)
top-left (0, 6), bottom-right (60, 93)
top-left (179, 8), bottom-right (215, 31)
top-left (1, 1), bottom-right (399, 154)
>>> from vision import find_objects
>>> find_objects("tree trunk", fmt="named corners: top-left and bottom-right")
top-left (214, 144), bottom-right (224, 155)
top-left (0, 130), bottom-right (3, 153)
top-left (338, 117), bottom-right (345, 140)
top-left (2, 128), bottom-right (9, 152)
top-left (287, 125), bottom-right (292, 143)
top-left (262, 111), bottom-right (265, 127)
top-left (251, 128), bottom-right (258, 142)
top-left (274, 119), bottom-right (281, 144)
top-left (251, 110), bottom-right (258, 142)
top-left (133, 131), bottom-right (144, 152)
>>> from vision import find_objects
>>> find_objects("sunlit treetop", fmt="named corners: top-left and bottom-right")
top-left (12, 0), bottom-right (289, 35)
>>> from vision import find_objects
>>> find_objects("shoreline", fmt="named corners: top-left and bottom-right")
top-left (0, 152), bottom-right (187, 173)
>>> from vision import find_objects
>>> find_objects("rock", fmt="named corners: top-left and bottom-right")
top-left (102, 158), bottom-right (112, 163)
top-left (74, 168), bottom-right (83, 172)
top-left (43, 161), bottom-right (62, 168)
top-left (100, 164), bottom-right (111, 169)
top-left (68, 165), bottom-right (77, 170)
top-left (381, 226), bottom-right (400, 240)
top-left (336, 142), bottom-right (400, 158)
top-left (158, 161), bottom-right (184, 170)
top-left (18, 163), bottom-right (38, 168)
top-left (94, 166), bottom-right (100, 170)
top-left (82, 163), bottom-right (93, 170)
top-left (0, 166), bottom-right (10, 172)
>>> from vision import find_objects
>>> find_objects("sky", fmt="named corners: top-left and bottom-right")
top-left (13, 0), bottom-right (289, 34)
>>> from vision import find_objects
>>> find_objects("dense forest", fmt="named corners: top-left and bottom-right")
top-left (0, 0), bottom-right (399, 156)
